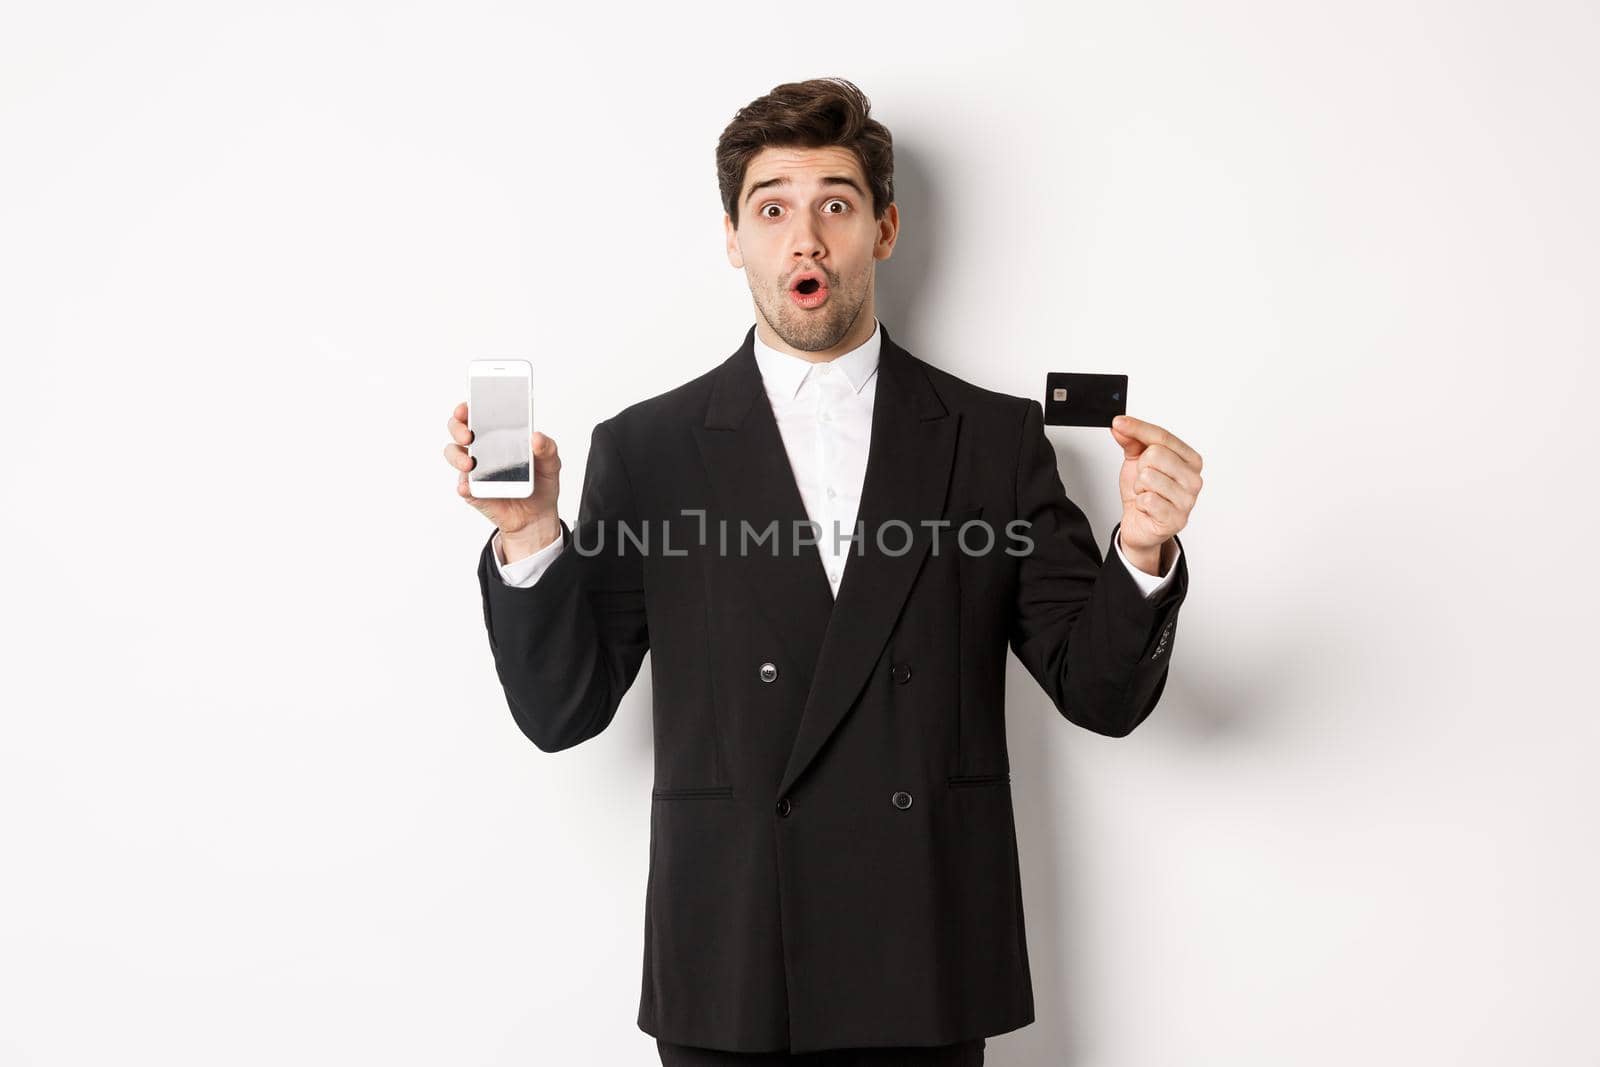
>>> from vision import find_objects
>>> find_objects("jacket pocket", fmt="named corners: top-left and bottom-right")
top-left (947, 772), bottom-right (1011, 789)
top-left (651, 784), bottom-right (735, 800)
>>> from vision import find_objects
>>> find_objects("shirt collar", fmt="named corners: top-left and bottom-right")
top-left (751, 317), bottom-right (881, 403)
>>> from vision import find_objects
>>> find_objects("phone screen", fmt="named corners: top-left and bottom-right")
top-left (469, 371), bottom-right (531, 484)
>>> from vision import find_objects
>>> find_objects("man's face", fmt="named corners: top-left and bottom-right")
top-left (725, 145), bottom-right (898, 355)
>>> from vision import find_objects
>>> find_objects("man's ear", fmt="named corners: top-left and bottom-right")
top-left (874, 202), bottom-right (899, 261)
top-left (724, 213), bottom-right (743, 268)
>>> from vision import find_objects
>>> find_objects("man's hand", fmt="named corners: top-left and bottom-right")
top-left (1110, 414), bottom-right (1203, 577)
top-left (444, 401), bottom-right (564, 561)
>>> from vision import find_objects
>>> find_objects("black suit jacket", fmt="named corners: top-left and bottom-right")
top-left (476, 323), bottom-right (1189, 1053)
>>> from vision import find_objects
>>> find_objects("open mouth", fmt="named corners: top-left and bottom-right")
top-left (789, 271), bottom-right (829, 308)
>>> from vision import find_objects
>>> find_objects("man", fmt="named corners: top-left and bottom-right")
top-left (442, 78), bottom-right (1202, 1065)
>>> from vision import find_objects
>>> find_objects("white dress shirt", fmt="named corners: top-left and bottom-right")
top-left (490, 318), bottom-right (1180, 598)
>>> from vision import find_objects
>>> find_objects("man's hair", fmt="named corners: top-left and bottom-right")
top-left (716, 77), bottom-right (895, 231)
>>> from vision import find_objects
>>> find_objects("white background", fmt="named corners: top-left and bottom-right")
top-left (2, 2), bottom-right (1595, 1064)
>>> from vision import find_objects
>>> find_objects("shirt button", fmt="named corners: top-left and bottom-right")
top-left (819, 411), bottom-right (832, 423)
top-left (817, 363), bottom-right (831, 375)
top-left (826, 486), bottom-right (837, 498)
top-left (776, 797), bottom-right (793, 817)
top-left (891, 791), bottom-right (913, 810)
top-left (759, 661), bottom-right (778, 683)
top-left (891, 662), bottom-right (912, 685)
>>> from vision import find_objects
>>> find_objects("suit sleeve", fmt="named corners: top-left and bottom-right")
top-left (1007, 399), bottom-right (1188, 737)
top-left (476, 418), bottom-right (649, 752)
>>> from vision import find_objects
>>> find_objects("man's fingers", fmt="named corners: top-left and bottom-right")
top-left (443, 442), bottom-right (475, 471)
top-left (1113, 415), bottom-right (1203, 472)
top-left (1140, 445), bottom-right (1203, 493)
top-left (1109, 424), bottom-right (1145, 458)
top-left (448, 406), bottom-right (473, 446)
top-left (1134, 490), bottom-right (1181, 526)
top-left (1134, 464), bottom-right (1194, 510)
top-left (532, 432), bottom-right (561, 476)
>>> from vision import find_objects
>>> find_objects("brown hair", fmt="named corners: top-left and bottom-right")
top-left (716, 77), bottom-right (895, 230)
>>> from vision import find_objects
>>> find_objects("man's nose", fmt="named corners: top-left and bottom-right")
top-left (790, 218), bottom-right (825, 259)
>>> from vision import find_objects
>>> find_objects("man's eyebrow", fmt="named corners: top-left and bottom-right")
top-left (744, 174), bottom-right (866, 205)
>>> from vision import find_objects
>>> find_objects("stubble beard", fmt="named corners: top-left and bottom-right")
top-left (754, 273), bottom-right (867, 354)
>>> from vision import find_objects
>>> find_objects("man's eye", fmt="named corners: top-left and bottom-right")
top-left (760, 200), bottom-right (849, 219)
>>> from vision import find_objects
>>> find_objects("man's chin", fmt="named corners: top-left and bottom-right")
top-left (772, 304), bottom-right (853, 352)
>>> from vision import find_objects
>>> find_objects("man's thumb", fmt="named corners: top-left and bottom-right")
top-left (1110, 426), bottom-right (1144, 457)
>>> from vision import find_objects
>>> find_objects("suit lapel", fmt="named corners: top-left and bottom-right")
top-left (692, 326), bottom-right (837, 689)
top-left (693, 323), bottom-right (960, 801)
top-left (777, 324), bottom-right (958, 798)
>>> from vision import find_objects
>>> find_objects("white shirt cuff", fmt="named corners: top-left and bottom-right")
top-left (1114, 530), bottom-right (1180, 599)
top-left (492, 527), bottom-right (565, 587)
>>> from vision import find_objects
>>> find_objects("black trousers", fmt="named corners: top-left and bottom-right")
top-left (657, 1037), bottom-right (985, 1066)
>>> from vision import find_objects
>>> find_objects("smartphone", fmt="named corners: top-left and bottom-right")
top-left (467, 359), bottom-right (534, 498)
top-left (1044, 372), bottom-right (1128, 427)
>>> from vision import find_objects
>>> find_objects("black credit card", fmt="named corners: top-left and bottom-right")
top-left (1044, 372), bottom-right (1128, 427)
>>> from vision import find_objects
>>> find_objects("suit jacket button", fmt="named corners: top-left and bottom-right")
top-left (891, 790), bottom-right (913, 810)
top-left (891, 662), bottom-right (912, 684)
top-left (759, 661), bottom-right (778, 683)
top-left (776, 797), bottom-right (792, 817)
